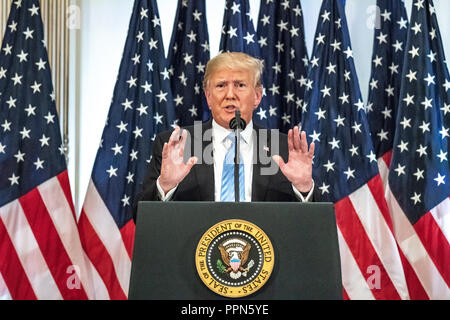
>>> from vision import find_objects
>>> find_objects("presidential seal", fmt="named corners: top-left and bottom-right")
top-left (195, 219), bottom-right (274, 298)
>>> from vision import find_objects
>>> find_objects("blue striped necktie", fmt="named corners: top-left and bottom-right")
top-left (220, 133), bottom-right (245, 202)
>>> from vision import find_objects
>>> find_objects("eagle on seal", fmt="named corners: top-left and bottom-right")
top-left (218, 239), bottom-right (251, 274)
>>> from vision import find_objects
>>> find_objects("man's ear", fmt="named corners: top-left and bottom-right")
top-left (254, 86), bottom-right (263, 109)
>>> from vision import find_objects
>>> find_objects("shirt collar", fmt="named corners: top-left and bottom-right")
top-left (212, 119), bottom-right (253, 144)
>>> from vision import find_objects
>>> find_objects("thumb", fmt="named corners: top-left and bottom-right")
top-left (272, 155), bottom-right (285, 170)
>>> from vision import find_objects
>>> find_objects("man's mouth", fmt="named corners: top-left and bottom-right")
top-left (225, 105), bottom-right (238, 112)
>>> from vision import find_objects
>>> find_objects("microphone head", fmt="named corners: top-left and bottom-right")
top-left (229, 111), bottom-right (247, 130)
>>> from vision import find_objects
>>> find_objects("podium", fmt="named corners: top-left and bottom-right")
top-left (129, 202), bottom-right (342, 300)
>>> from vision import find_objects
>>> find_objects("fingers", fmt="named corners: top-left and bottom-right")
top-left (288, 126), bottom-right (315, 156)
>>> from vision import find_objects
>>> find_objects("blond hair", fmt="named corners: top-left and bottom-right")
top-left (202, 52), bottom-right (264, 89)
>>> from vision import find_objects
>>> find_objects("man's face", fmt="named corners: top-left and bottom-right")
top-left (204, 68), bottom-right (263, 129)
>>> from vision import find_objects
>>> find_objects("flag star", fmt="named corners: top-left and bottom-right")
top-left (397, 140), bottom-right (409, 152)
top-left (373, 55), bottom-right (383, 67)
top-left (424, 73), bottom-right (435, 86)
top-left (6, 96), bottom-right (16, 109)
top-left (106, 166), bottom-right (118, 178)
top-left (381, 107), bottom-right (392, 119)
top-left (437, 150), bottom-right (448, 162)
top-left (352, 121), bottom-right (362, 134)
top-left (147, 60), bottom-right (154, 71)
top-left (310, 56), bottom-right (320, 68)
top-left (316, 33), bottom-right (325, 45)
top-left (268, 106), bottom-right (277, 117)
top-left (23, 27), bottom-right (34, 39)
top-left (17, 50), bottom-right (28, 62)
top-left (410, 192), bottom-right (421, 205)
top-left (189, 105), bottom-right (198, 117)
top-left (392, 40), bottom-right (403, 52)
top-left (385, 85), bottom-right (395, 97)
top-left (416, 144), bottom-right (428, 157)
top-left (406, 70), bottom-right (417, 82)
top-left (31, 81), bottom-right (42, 93)
top-left (8, 173), bottom-right (20, 186)
top-left (349, 145), bottom-right (359, 157)
top-left (290, 26), bottom-right (300, 37)
top-left (389, 63), bottom-right (399, 74)
top-left (277, 20), bottom-right (289, 32)
top-left (19, 127), bottom-right (31, 139)
top-left (14, 150), bottom-right (25, 162)
top-left (366, 151), bottom-right (377, 163)
top-left (257, 108), bottom-right (267, 120)
top-left (126, 172), bottom-right (134, 184)
top-left (154, 112), bottom-right (164, 125)
top-left (394, 163), bottom-right (406, 176)
top-left (121, 195), bottom-right (130, 207)
top-left (133, 126), bottom-right (143, 138)
top-left (413, 168), bottom-right (425, 181)
top-left (192, 9), bottom-right (202, 21)
top-left (421, 97), bottom-right (433, 110)
top-left (376, 32), bottom-right (388, 44)
top-left (116, 121), bottom-right (128, 133)
top-left (34, 158), bottom-right (44, 170)
top-left (0, 142), bottom-right (6, 154)
top-left (12, 73), bottom-right (23, 85)
top-left (227, 26), bottom-right (238, 39)
top-left (28, 4), bottom-right (39, 15)
top-left (397, 17), bottom-right (408, 29)
top-left (326, 63), bottom-right (336, 74)
top-left (260, 14), bottom-right (270, 26)
top-left (434, 173), bottom-right (446, 186)
top-left (243, 32), bottom-right (255, 44)
top-left (315, 108), bottom-right (326, 120)
top-left (441, 103), bottom-right (450, 115)
top-left (122, 99), bottom-right (133, 110)
top-left (439, 127), bottom-right (449, 139)
top-left (156, 90), bottom-right (168, 102)
top-left (328, 138), bottom-right (340, 150)
top-left (419, 121), bottom-right (431, 133)
top-left (187, 30), bottom-right (197, 43)
top-left (8, 20), bottom-right (18, 32)
top-left (309, 131), bottom-right (321, 143)
top-left (258, 36), bottom-right (268, 47)
top-left (183, 53), bottom-right (193, 65)
top-left (141, 81), bottom-right (152, 93)
top-left (414, 0), bottom-right (425, 11)
top-left (344, 47), bottom-right (353, 59)
top-left (196, 62), bottom-right (206, 74)
top-left (173, 94), bottom-right (183, 106)
top-left (344, 71), bottom-right (351, 81)
top-left (131, 53), bottom-right (140, 65)
top-left (272, 62), bottom-right (282, 74)
top-left (136, 31), bottom-right (144, 42)
top-left (2, 44), bottom-right (12, 55)
top-left (319, 182), bottom-right (330, 195)
top-left (427, 50), bottom-right (437, 63)
top-left (323, 160), bottom-right (335, 172)
top-left (148, 38), bottom-right (158, 50)
top-left (1, 120), bottom-right (12, 132)
top-left (44, 112), bottom-right (55, 123)
top-left (429, 28), bottom-right (436, 40)
top-left (152, 15), bottom-right (160, 27)
top-left (409, 46), bottom-right (420, 58)
top-left (411, 22), bottom-right (422, 34)
top-left (343, 167), bottom-right (355, 180)
top-left (330, 39), bottom-right (341, 51)
top-left (126, 76), bottom-right (137, 88)
top-left (111, 143), bottom-right (123, 156)
top-left (403, 94), bottom-right (415, 106)
top-left (442, 80), bottom-right (450, 92)
top-left (230, 1), bottom-right (241, 14)
top-left (334, 115), bottom-right (345, 127)
top-left (321, 10), bottom-right (331, 23)
top-left (321, 86), bottom-right (331, 97)
top-left (354, 100), bottom-right (365, 111)
top-left (39, 134), bottom-right (50, 147)
top-left (201, 41), bottom-right (210, 52)
top-left (130, 149), bottom-right (139, 161)
top-left (36, 58), bottom-right (47, 70)
top-left (377, 129), bottom-right (389, 141)
top-left (0, 67), bottom-right (7, 79)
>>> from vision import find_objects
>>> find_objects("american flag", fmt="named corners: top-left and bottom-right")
top-left (366, 0), bottom-right (409, 184)
top-left (167, 0), bottom-right (211, 127)
top-left (385, 0), bottom-right (450, 299)
top-left (256, 0), bottom-right (309, 133)
top-left (0, 0), bottom-right (94, 299)
top-left (78, 0), bottom-right (176, 299)
top-left (301, 0), bottom-right (409, 299)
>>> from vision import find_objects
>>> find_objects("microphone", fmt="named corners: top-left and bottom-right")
top-left (229, 111), bottom-right (247, 203)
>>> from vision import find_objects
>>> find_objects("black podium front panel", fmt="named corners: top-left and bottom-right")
top-left (129, 202), bottom-right (342, 300)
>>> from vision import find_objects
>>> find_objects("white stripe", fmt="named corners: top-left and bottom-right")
top-left (38, 176), bottom-right (96, 300)
top-left (83, 251), bottom-right (110, 300)
top-left (429, 197), bottom-right (450, 242)
top-left (0, 200), bottom-right (62, 300)
top-left (385, 184), bottom-right (450, 299)
top-left (377, 157), bottom-right (389, 189)
top-left (82, 179), bottom-right (131, 295)
top-left (0, 272), bottom-right (12, 300)
top-left (337, 227), bottom-right (375, 300)
top-left (349, 184), bottom-right (410, 300)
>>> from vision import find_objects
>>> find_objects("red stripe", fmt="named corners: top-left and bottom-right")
top-left (342, 287), bottom-right (350, 300)
top-left (56, 171), bottom-right (77, 221)
top-left (19, 189), bottom-right (88, 300)
top-left (335, 197), bottom-right (402, 300)
top-left (120, 220), bottom-right (135, 259)
top-left (366, 175), bottom-right (395, 231)
top-left (397, 245), bottom-right (429, 300)
top-left (381, 150), bottom-right (393, 169)
top-left (0, 219), bottom-right (37, 300)
top-left (414, 212), bottom-right (450, 288)
top-left (78, 210), bottom-right (127, 300)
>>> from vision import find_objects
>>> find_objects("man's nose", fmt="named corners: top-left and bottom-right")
top-left (225, 84), bottom-right (236, 99)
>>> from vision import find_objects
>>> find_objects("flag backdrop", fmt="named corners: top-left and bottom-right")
top-left (256, 0), bottom-right (309, 133)
top-left (385, 0), bottom-right (450, 299)
top-left (78, 0), bottom-right (176, 299)
top-left (301, 0), bottom-right (410, 300)
top-left (167, 0), bottom-right (211, 127)
top-left (0, 0), bottom-right (94, 299)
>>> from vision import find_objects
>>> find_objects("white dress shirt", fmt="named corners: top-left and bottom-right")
top-left (157, 120), bottom-right (314, 202)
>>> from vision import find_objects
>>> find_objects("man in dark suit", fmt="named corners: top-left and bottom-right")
top-left (135, 52), bottom-right (315, 216)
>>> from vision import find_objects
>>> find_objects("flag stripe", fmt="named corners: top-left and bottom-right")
top-left (335, 195), bottom-right (402, 300)
top-left (38, 172), bottom-right (95, 299)
top-left (0, 219), bottom-right (36, 300)
top-left (82, 180), bottom-right (131, 295)
top-left (351, 177), bottom-right (409, 299)
top-left (414, 211), bottom-right (450, 288)
top-left (57, 171), bottom-right (78, 221)
top-left (336, 227), bottom-right (375, 300)
top-left (385, 185), bottom-right (450, 299)
top-left (120, 220), bottom-right (136, 260)
top-left (19, 189), bottom-right (88, 300)
top-left (397, 245), bottom-right (430, 300)
top-left (429, 197), bottom-right (450, 242)
top-left (0, 200), bottom-right (62, 299)
top-left (78, 211), bottom-right (126, 300)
